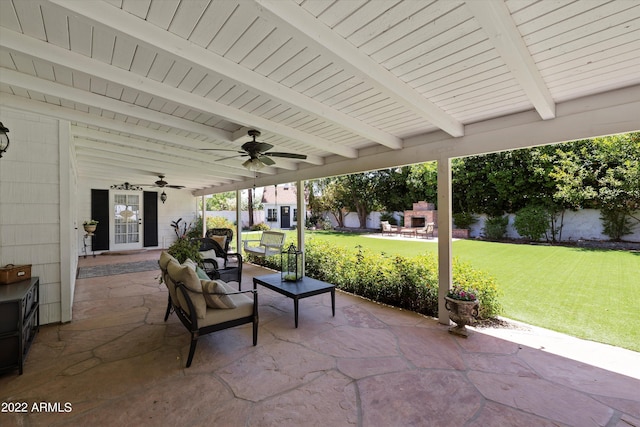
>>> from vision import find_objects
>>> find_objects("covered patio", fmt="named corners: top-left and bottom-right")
top-left (1, 2), bottom-right (640, 424)
top-left (1, 250), bottom-right (638, 426)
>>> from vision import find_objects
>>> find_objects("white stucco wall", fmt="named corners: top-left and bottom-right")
top-left (468, 210), bottom-right (640, 242)
top-left (323, 209), bottom-right (640, 242)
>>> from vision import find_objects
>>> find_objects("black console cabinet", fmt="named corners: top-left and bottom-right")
top-left (0, 277), bottom-right (39, 375)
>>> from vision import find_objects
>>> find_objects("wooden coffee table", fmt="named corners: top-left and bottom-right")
top-left (253, 273), bottom-right (335, 328)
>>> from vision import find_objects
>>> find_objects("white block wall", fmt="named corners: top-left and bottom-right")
top-left (0, 109), bottom-right (63, 324)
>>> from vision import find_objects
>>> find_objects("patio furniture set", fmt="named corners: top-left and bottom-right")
top-left (381, 220), bottom-right (435, 239)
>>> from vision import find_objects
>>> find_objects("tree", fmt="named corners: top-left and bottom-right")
top-left (335, 173), bottom-right (384, 229)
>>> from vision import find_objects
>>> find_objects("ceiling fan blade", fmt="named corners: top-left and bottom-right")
top-left (242, 141), bottom-right (273, 153)
top-left (265, 152), bottom-right (308, 159)
top-left (257, 155), bottom-right (276, 166)
top-left (166, 185), bottom-right (185, 189)
top-left (200, 148), bottom-right (244, 153)
top-left (215, 154), bottom-right (247, 162)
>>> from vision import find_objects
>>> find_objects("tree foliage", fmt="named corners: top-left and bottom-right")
top-left (306, 132), bottom-right (638, 239)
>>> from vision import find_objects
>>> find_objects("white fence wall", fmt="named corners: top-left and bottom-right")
top-left (206, 211), bottom-right (264, 229)
top-left (322, 209), bottom-right (640, 242)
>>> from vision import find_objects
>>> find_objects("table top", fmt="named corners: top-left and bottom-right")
top-left (253, 273), bottom-right (335, 297)
top-left (0, 277), bottom-right (39, 302)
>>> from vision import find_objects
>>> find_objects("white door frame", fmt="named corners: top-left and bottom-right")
top-left (110, 190), bottom-right (144, 251)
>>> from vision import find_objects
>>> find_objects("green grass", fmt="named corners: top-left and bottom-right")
top-left (241, 230), bottom-right (640, 352)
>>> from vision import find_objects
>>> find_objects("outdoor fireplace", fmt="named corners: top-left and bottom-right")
top-left (404, 201), bottom-right (436, 228)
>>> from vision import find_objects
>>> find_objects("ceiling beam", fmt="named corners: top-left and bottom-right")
top-left (0, 28), bottom-right (324, 164)
top-left (1, 94), bottom-right (258, 176)
top-left (465, 0), bottom-right (556, 120)
top-left (252, 0), bottom-right (464, 138)
top-left (0, 68), bottom-right (233, 140)
top-left (46, 0), bottom-right (370, 155)
top-left (71, 127), bottom-right (262, 178)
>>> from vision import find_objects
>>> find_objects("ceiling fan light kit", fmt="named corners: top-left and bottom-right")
top-left (243, 158), bottom-right (265, 171)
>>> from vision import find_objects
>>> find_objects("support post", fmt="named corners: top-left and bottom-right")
top-left (296, 180), bottom-right (305, 275)
top-left (437, 156), bottom-right (453, 325)
top-left (236, 190), bottom-right (242, 252)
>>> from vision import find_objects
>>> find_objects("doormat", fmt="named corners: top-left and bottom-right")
top-left (77, 260), bottom-right (159, 279)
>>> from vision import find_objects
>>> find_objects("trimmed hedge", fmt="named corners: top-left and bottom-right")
top-left (247, 239), bottom-right (502, 319)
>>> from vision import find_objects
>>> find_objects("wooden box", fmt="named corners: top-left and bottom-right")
top-left (0, 265), bottom-right (32, 285)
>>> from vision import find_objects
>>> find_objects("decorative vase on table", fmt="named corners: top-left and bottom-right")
top-left (444, 295), bottom-right (479, 338)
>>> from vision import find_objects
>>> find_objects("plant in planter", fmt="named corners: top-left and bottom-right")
top-left (444, 285), bottom-right (479, 337)
top-left (167, 237), bottom-right (202, 264)
top-left (82, 220), bottom-right (98, 235)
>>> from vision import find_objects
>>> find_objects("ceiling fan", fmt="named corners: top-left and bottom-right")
top-left (147, 175), bottom-right (185, 189)
top-left (202, 129), bottom-right (307, 170)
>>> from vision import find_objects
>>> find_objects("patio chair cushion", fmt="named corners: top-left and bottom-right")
top-left (167, 260), bottom-right (206, 319)
top-left (200, 249), bottom-right (226, 270)
top-left (183, 258), bottom-right (209, 280)
top-left (201, 279), bottom-right (237, 309)
top-left (209, 235), bottom-right (226, 250)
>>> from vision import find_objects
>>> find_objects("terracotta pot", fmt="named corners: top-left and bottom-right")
top-left (444, 296), bottom-right (479, 337)
top-left (83, 224), bottom-right (97, 235)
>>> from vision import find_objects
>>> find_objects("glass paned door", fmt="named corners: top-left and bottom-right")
top-left (112, 192), bottom-right (143, 250)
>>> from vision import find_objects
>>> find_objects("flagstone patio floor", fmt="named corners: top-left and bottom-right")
top-left (1, 249), bottom-right (638, 426)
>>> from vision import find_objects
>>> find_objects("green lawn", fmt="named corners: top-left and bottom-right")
top-left (242, 230), bottom-right (640, 352)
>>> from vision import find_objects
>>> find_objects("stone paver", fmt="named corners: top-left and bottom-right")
top-left (0, 249), bottom-right (638, 426)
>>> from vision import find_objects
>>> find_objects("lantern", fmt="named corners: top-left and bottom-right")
top-left (281, 243), bottom-right (303, 281)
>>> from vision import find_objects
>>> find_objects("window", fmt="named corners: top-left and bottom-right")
top-left (293, 208), bottom-right (298, 222)
top-left (267, 208), bottom-right (278, 222)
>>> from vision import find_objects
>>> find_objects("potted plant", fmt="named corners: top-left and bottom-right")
top-left (83, 220), bottom-right (98, 235)
top-left (167, 237), bottom-right (202, 264)
top-left (444, 285), bottom-right (479, 337)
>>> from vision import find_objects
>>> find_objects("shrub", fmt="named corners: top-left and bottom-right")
top-left (380, 212), bottom-right (398, 225)
top-left (303, 240), bottom-right (501, 319)
top-left (513, 204), bottom-right (549, 241)
top-left (207, 216), bottom-right (235, 230)
top-left (483, 216), bottom-right (509, 240)
top-left (250, 222), bottom-right (271, 231)
top-left (452, 212), bottom-right (477, 229)
top-left (600, 208), bottom-right (633, 241)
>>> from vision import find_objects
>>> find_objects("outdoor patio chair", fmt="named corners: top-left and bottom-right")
top-left (416, 222), bottom-right (435, 239)
top-left (194, 237), bottom-right (243, 284)
top-left (206, 228), bottom-right (234, 252)
top-left (380, 221), bottom-right (399, 236)
top-left (159, 251), bottom-right (258, 368)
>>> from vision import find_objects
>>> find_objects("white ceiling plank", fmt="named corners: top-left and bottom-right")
top-left (41, 2), bottom-right (70, 49)
top-left (465, 0), bottom-right (556, 120)
top-left (47, 0), bottom-right (395, 150)
top-left (122, 0), bottom-right (152, 19)
top-left (167, 0), bottom-right (210, 39)
top-left (12, 0), bottom-right (46, 40)
top-left (254, 0), bottom-right (464, 137)
top-left (146, 0), bottom-right (180, 30)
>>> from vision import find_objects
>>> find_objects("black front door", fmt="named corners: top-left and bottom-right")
top-left (281, 206), bottom-right (290, 229)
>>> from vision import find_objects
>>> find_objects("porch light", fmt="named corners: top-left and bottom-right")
top-left (0, 122), bottom-right (10, 158)
top-left (243, 158), bottom-right (264, 171)
top-left (281, 244), bottom-right (303, 282)
top-left (160, 191), bottom-right (167, 204)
